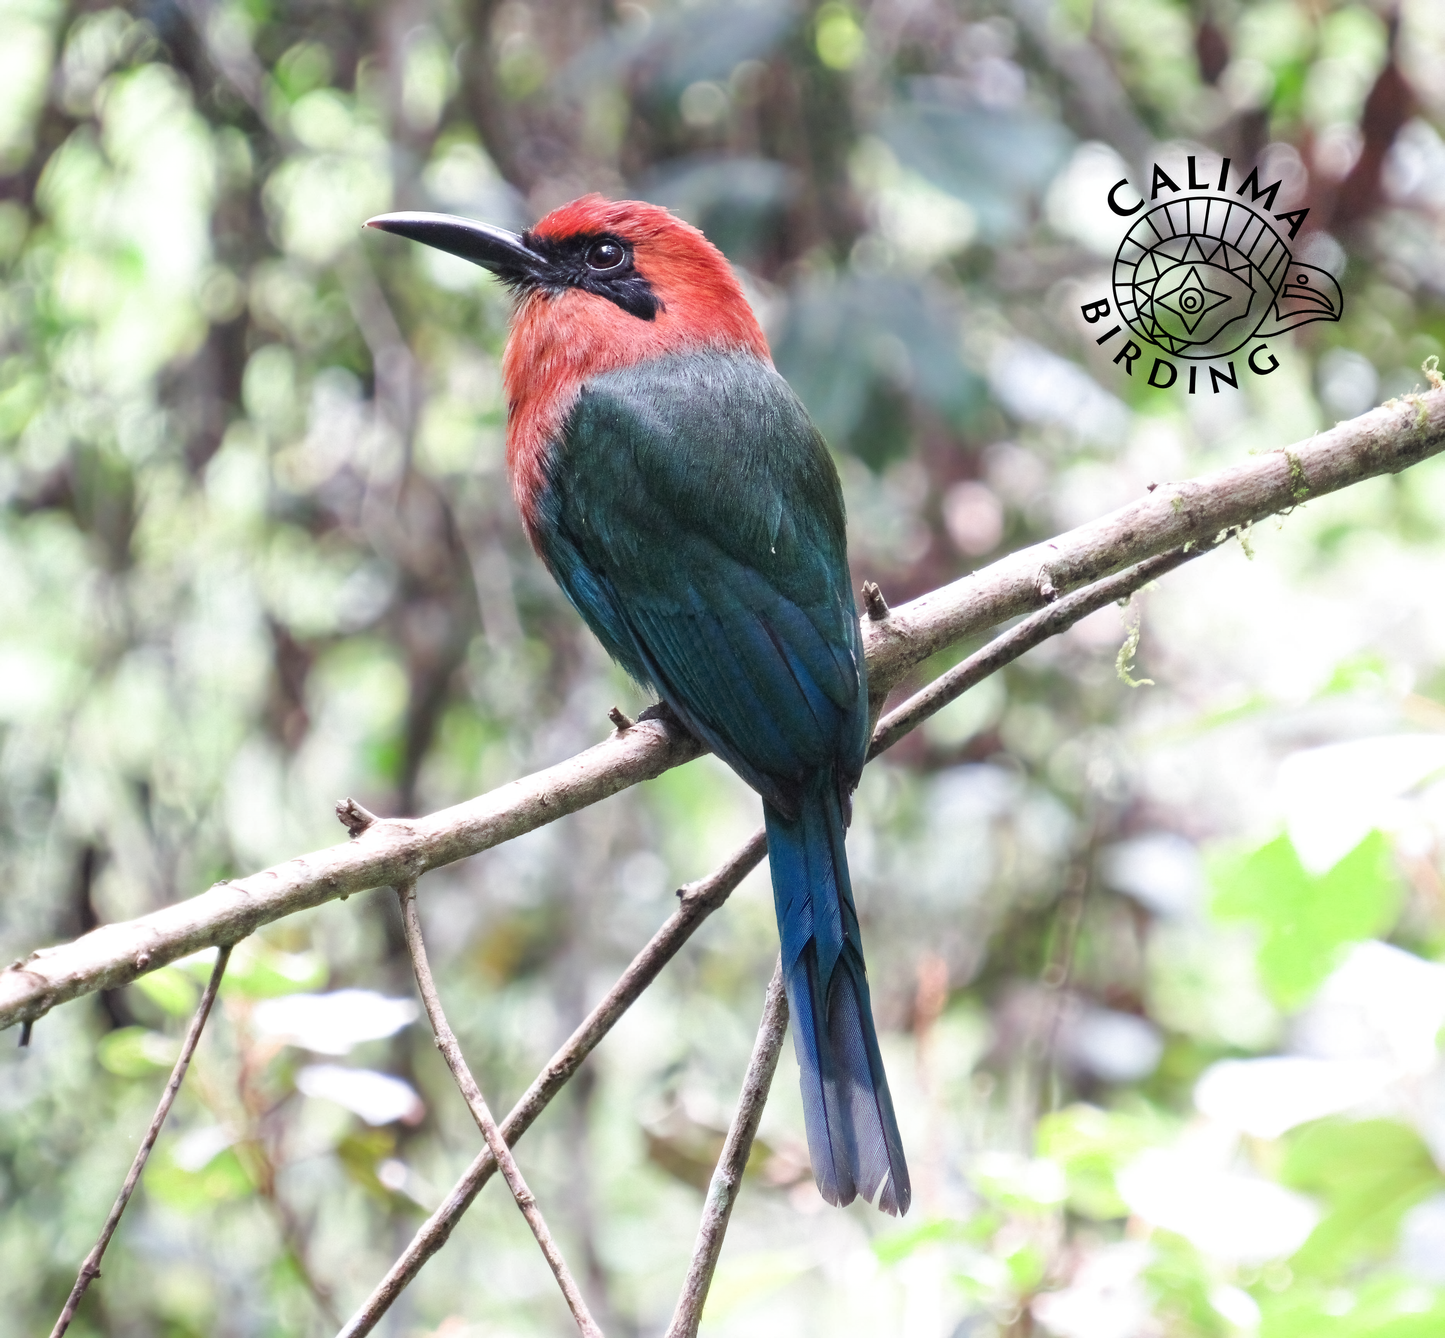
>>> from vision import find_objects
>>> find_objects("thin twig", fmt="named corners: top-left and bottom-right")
top-left (7, 389), bottom-right (1445, 1033)
top-left (49, 946), bottom-right (232, 1338)
top-left (337, 833), bottom-right (767, 1337)
top-left (336, 797), bottom-right (379, 837)
top-left (394, 882), bottom-right (604, 1338)
top-left (665, 959), bottom-right (789, 1338)
top-left (868, 537), bottom-right (1221, 759)
top-left (862, 580), bottom-right (891, 621)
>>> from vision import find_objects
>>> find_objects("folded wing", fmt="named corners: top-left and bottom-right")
top-left (534, 348), bottom-right (867, 814)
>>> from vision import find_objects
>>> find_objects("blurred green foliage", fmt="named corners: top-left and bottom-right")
top-left (3, 0), bottom-right (1445, 1334)
top-left (1282, 1119), bottom-right (1444, 1281)
top-left (1212, 830), bottom-right (1401, 1009)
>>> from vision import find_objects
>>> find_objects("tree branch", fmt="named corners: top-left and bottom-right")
top-left (858, 388), bottom-right (1445, 690)
top-left (49, 947), bottom-right (232, 1338)
top-left (0, 717), bottom-right (704, 1034)
top-left (395, 882), bottom-right (604, 1338)
top-left (339, 503), bottom-right (1208, 1333)
top-left (665, 959), bottom-right (789, 1338)
top-left (6, 388), bottom-right (1442, 1035)
top-left (867, 535), bottom-right (1224, 758)
top-left (336, 833), bottom-right (768, 1338)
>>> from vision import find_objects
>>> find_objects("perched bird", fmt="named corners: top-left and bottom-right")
top-left (366, 197), bottom-right (910, 1215)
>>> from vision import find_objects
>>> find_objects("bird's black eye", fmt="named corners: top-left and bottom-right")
top-left (586, 240), bottom-right (626, 272)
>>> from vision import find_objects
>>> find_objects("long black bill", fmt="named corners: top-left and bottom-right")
top-left (365, 211), bottom-right (542, 282)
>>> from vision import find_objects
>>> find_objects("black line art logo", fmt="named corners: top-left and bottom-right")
top-left (1081, 157), bottom-right (1344, 393)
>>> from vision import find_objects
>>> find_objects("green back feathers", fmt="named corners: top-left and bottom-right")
top-left (533, 349), bottom-right (866, 812)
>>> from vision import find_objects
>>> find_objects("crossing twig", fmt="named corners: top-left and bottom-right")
top-left (49, 946), bottom-right (233, 1338)
top-left (665, 959), bottom-right (789, 1338)
top-left (395, 881), bottom-right (604, 1337)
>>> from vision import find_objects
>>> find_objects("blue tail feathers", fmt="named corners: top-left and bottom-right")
top-left (764, 784), bottom-right (911, 1216)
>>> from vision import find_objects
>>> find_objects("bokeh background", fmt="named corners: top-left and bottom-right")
top-left (4, 0), bottom-right (1445, 1333)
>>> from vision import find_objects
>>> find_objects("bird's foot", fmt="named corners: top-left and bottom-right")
top-left (636, 699), bottom-right (684, 729)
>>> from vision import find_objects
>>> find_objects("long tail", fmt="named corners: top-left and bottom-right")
top-left (764, 783), bottom-right (911, 1215)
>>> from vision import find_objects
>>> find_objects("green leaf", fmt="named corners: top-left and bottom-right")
top-left (1280, 1119), bottom-right (1444, 1280)
top-left (96, 1026), bottom-right (179, 1077)
top-left (334, 1128), bottom-right (424, 1211)
top-left (181, 943), bottom-right (327, 999)
top-left (771, 275), bottom-right (985, 466)
top-left (131, 965), bottom-right (200, 1016)
top-left (878, 95), bottom-right (1073, 239)
top-left (1211, 830), bottom-right (1401, 1010)
top-left (1141, 1233), bottom-right (1230, 1338)
top-left (1259, 1277), bottom-right (1445, 1338)
top-left (144, 1147), bottom-right (254, 1213)
top-left (970, 1152), bottom-right (1068, 1213)
top-left (1005, 1241), bottom-right (1046, 1292)
top-left (872, 1217), bottom-right (980, 1265)
top-left (1319, 652), bottom-right (1391, 698)
top-left (1036, 1103), bottom-right (1172, 1220)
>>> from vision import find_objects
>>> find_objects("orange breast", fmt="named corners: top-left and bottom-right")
top-left (503, 267), bottom-right (771, 546)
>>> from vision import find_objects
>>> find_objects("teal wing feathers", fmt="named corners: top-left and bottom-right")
top-left (532, 349), bottom-right (867, 814)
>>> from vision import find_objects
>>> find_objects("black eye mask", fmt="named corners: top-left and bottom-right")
top-left (519, 230), bottom-right (664, 322)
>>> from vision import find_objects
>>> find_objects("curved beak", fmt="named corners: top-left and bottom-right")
top-left (364, 211), bottom-right (543, 282)
top-left (1257, 262), bottom-right (1344, 337)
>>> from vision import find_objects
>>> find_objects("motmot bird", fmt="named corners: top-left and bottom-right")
top-left (366, 196), bottom-right (911, 1215)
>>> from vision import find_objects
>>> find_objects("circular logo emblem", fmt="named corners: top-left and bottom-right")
top-left (1113, 197), bottom-right (1342, 361)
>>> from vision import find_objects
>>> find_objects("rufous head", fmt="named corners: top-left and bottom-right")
top-left (366, 196), bottom-right (771, 539)
top-left (366, 195), bottom-right (769, 361)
